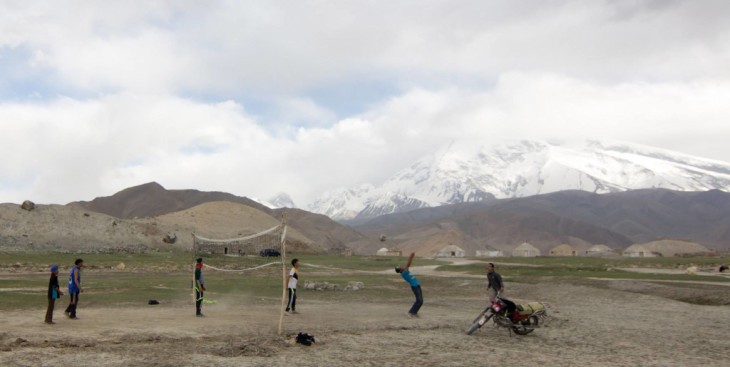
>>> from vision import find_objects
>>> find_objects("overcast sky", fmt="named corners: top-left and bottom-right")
top-left (1, 0), bottom-right (730, 206)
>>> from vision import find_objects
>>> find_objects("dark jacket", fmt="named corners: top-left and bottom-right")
top-left (487, 271), bottom-right (503, 291)
top-left (48, 274), bottom-right (59, 299)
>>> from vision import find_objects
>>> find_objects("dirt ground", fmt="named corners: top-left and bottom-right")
top-left (2, 271), bottom-right (730, 367)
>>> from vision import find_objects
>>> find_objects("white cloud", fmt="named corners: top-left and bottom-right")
top-left (4, 1), bottom-right (729, 95)
top-left (3, 72), bottom-right (730, 205)
top-left (274, 98), bottom-right (338, 128)
top-left (1, 1), bottom-right (730, 206)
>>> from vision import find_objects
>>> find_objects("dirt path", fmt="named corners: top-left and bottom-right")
top-left (2, 279), bottom-right (729, 367)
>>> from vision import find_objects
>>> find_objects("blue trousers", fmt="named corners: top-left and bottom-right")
top-left (409, 285), bottom-right (423, 315)
top-left (65, 291), bottom-right (79, 318)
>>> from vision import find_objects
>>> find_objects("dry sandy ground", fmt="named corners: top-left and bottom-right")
top-left (2, 276), bottom-right (729, 367)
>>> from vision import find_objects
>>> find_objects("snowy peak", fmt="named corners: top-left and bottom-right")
top-left (307, 184), bottom-right (375, 220)
top-left (355, 192), bottom-right (430, 220)
top-left (308, 140), bottom-right (730, 221)
top-left (267, 192), bottom-right (297, 209)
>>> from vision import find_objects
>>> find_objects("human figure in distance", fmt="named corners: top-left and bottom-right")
top-left (395, 252), bottom-right (423, 318)
top-left (195, 258), bottom-right (206, 317)
top-left (286, 258), bottom-right (299, 314)
top-left (64, 259), bottom-right (84, 319)
top-left (45, 265), bottom-right (63, 324)
top-left (486, 262), bottom-right (504, 302)
top-left (486, 262), bottom-right (516, 320)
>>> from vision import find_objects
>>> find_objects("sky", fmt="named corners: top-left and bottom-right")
top-left (1, 0), bottom-right (730, 207)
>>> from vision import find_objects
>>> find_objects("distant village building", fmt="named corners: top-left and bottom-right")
top-left (512, 242), bottom-right (541, 257)
top-left (549, 244), bottom-right (577, 256)
top-left (376, 247), bottom-right (402, 257)
top-left (637, 240), bottom-right (710, 257)
top-left (436, 245), bottom-right (465, 258)
top-left (476, 250), bottom-right (505, 258)
top-left (585, 244), bottom-right (616, 257)
top-left (328, 244), bottom-right (353, 256)
top-left (622, 244), bottom-right (659, 258)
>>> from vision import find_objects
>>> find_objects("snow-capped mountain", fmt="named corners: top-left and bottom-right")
top-left (268, 192), bottom-right (296, 209)
top-left (355, 192), bottom-right (430, 220)
top-left (306, 184), bottom-right (375, 220)
top-left (308, 140), bottom-right (730, 220)
top-left (259, 192), bottom-right (297, 209)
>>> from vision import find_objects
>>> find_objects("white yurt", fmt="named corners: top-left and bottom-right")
top-left (638, 240), bottom-right (710, 257)
top-left (622, 244), bottom-right (658, 258)
top-left (376, 247), bottom-right (389, 256)
top-left (476, 250), bottom-right (505, 258)
top-left (512, 242), bottom-right (541, 257)
top-left (436, 245), bottom-right (466, 258)
top-left (585, 244), bottom-right (619, 258)
top-left (549, 244), bottom-right (577, 256)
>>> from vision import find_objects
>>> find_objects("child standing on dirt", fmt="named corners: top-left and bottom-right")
top-left (64, 259), bottom-right (84, 319)
top-left (45, 265), bottom-right (63, 324)
top-left (286, 258), bottom-right (299, 314)
top-left (195, 258), bottom-right (206, 317)
top-left (395, 252), bottom-right (422, 318)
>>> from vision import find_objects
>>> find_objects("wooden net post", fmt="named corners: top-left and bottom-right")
top-left (191, 233), bottom-right (197, 305)
top-left (277, 211), bottom-right (288, 335)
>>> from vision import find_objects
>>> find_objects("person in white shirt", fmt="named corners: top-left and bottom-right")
top-left (286, 258), bottom-right (299, 313)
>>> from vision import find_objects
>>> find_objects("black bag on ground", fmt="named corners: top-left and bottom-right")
top-left (296, 332), bottom-right (316, 346)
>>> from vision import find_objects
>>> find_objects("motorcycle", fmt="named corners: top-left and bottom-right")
top-left (466, 296), bottom-right (548, 336)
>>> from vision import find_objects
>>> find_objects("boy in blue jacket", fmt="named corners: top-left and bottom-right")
top-left (395, 252), bottom-right (423, 318)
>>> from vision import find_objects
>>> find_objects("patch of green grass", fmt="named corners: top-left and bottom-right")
top-left (3, 253), bottom-right (727, 311)
top-left (0, 251), bottom-right (194, 270)
top-left (463, 256), bottom-right (730, 269)
top-left (292, 254), bottom-right (444, 271)
top-left (438, 257), bottom-right (730, 283)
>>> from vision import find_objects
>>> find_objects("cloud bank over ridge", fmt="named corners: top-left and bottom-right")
top-left (2, 1), bottom-right (730, 205)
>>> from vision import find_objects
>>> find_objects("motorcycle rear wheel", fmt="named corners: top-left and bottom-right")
top-left (512, 315), bottom-right (539, 335)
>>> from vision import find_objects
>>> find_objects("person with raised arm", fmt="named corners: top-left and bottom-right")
top-left (395, 252), bottom-right (423, 318)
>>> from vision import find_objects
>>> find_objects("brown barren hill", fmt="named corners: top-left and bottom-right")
top-left (0, 201), bottom-right (323, 253)
top-left (154, 201), bottom-right (322, 252)
top-left (355, 189), bottom-right (730, 255)
top-left (272, 208), bottom-right (378, 254)
top-left (0, 203), bottom-right (162, 251)
top-left (68, 182), bottom-right (270, 219)
top-left (67, 182), bottom-right (363, 253)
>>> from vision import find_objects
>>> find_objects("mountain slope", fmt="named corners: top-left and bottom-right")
top-left (310, 140), bottom-right (730, 221)
top-left (69, 182), bottom-right (271, 219)
top-left (67, 182), bottom-right (372, 252)
top-left (272, 208), bottom-right (378, 253)
top-left (0, 201), bottom-right (322, 253)
top-left (353, 189), bottom-right (730, 254)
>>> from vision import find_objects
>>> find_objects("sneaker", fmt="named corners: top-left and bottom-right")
top-left (69, 316), bottom-right (79, 320)
top-left (45, 321), bottom-right (55, 325)
top-left (196, 314), bottom-right (205, 317)
top-left (407, 313), bottom-right (418, 318)
top-left (291, 310), bottom-right (298, 314)
top-left (64, 311), bottom-right (71, 318)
